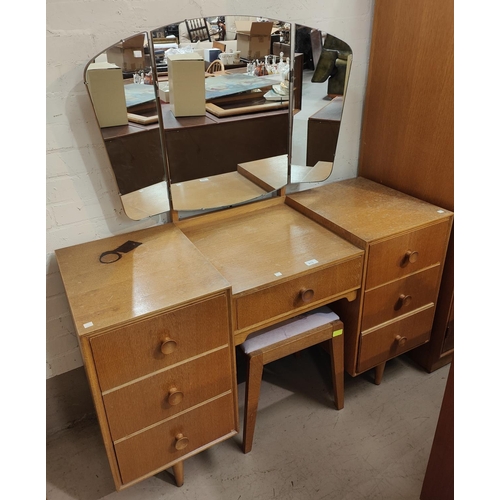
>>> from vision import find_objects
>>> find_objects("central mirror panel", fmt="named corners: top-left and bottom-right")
top-left (151, 16), bottom-right (292, 214)
top-left (83, 16), bottom-right (352, 220)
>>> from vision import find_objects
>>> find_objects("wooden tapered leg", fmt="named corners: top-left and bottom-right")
top-left (374, 362), bottom-right (386, 385)
top-left (243, 353), bottom-right (264, 454)
top-left (329, 335), bottom-right (344, 410)
top-left (172, 461), bottom-right (184, 487)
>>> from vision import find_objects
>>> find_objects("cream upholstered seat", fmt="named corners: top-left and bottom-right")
top-left (240, 306), bottom-right (344, 453)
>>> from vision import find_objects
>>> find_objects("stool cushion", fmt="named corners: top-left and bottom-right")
top-left (241, 306), bottom-right (340, 354)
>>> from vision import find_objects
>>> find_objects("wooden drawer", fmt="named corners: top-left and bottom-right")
top-left (235, 256), bottom-right (362, 332)
top-left (361, 265), bottom-right (441, 331)
top-left (357, 306), bottom-right (435, 374)
top-left (90, 294), bottom-right (229, 391)
top-left (103, 347), bottom-right (232, 441)
top-left (114, 392), bottom-right (236, 485)
top-left (366, 221), bottom-right (449, 290)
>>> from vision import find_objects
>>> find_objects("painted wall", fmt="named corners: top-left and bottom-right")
top-left (46, 0), bottom-right (375, 378)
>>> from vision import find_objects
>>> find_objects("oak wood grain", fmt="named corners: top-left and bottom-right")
top-left (178, 201), bottom-right (364, 296)
top-left (90, 294), bottom-right (230, 391)
top-left (358, 0), bottom-right (454, 212)
top-left (103, 347), bottom-right (233, 441)
top-left (55, 224), bottom-right (230, 337)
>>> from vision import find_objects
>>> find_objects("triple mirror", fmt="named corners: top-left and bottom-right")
top-left (84, 16), bottom-right (352, 220)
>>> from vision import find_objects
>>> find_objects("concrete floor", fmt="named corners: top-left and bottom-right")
top-left (46, 348), bottom-right (449, 500)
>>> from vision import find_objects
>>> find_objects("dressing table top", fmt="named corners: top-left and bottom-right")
top-left (287, 177), bottom-right (453, 246)
top-left (176, 197), bottom-right (363, 296)
top-left (55, 224), bottom-right (231, 337)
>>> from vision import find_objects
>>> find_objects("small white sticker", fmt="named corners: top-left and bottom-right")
top-left (305, 259), bottom-right (319, 266)
top-left (199, 178), bottom-right (210, 182)
top-left (437, 210), bottom-right (444, 213)
top-left (83, 322), bottom-right (94, 329)
top-left (274, 272), bottom-right (282, 276)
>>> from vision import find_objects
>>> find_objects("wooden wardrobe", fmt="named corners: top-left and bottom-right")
top-left (358, 0), bottom-right (454, 372)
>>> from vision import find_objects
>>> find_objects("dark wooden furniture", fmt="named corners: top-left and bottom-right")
top-left (306, 97), bottom-right (342, 166)
top-left (101, 123), bottom-right (165, 195)
top-left (358, 0), bottom-right (454, 372)
top-left (100, 101), bottom-right (289, 190)
top-left (161, 103), bottom-right (289, 184)
top-left (420, 359), bottom-right (454, 499)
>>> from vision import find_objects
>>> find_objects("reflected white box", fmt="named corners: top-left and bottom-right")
top-left (167, 53), bottom-right (206, 117)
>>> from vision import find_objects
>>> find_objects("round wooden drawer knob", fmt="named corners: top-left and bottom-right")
top-left (395, 335), bottom-right (407, 347)
top-left (404, 250), bottom-right (419, 264)
top-left (175, 433), bottom-right (189, 451)
top-left (399, 294), bottom-right (412, 307)
top-left (300, 288), bottom-right (315, 303)
top-left (167, 388), bottom-right (184, 406)
top-left (161, 338), bottom-right (177, 355)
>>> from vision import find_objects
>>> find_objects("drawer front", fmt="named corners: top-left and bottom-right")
top-left (366, 221), bottom-right (449, 290)
top-left (357, 306), bottom-right (435, 374)
top-left (103, 347), bottom-right (233, 441)
top-left (235, 256), bottom-right (362, 332)
top-left (361, 265), bottom-right (441, 331)
top-left (115, 392), bottom-right (236, 485)
top-left (90, 294), bottom-right (229, 391)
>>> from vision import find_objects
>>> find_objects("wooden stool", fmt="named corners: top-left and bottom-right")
top-left (240, 306), bottom-right (344, 453)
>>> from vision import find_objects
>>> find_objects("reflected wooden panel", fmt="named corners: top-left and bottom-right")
top-left (237, 155), bottom-right (333, 190)
top-left (237, 155), bottom-right (288, 191)
top-left (292, 161), bottom-right (332, 182)
top-left (171, 172), bottom-right (269, 212)
top-left (121, 182), bottom-right (170, 220)
top-left (306, 96), bottom-right (343, 167)
top-left (161, 101), bottom-right (289, 186)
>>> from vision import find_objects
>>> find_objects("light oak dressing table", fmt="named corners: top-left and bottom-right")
top-left (55, 195), bottom-right (363, 491)
top-left (55, 178), bottom-right (452, 491)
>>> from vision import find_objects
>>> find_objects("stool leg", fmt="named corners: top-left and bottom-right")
top-left (329, 336), bottom-right (344, 410)
top-left (172, 461), bottom-right (184, 487)
top-left (243, 353), bottom-right (264, 454)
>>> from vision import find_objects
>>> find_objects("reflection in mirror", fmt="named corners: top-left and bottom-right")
top-left (84, 32), bottom-right (170, 220)
top-left (290, 24), bottom-right (352, 183)
top-left (150, 16), bottom-right (293, 214)
top-left (83, 18), bottom-right (353, 220)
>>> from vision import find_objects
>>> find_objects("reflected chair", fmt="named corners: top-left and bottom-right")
top-left (206, 59), bottom-right (225, 74)
top-left (240, 306), bottom-right (344, 453)
top-left (185, 18), bottom-right (211, 43)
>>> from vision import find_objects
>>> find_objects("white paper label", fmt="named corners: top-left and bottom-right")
top-left (83, 322), bottom-right (94, 328)
top-left (305, 259), bottom-right (318, 266)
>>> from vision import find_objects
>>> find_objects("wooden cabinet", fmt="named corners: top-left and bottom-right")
top-left (358, 0), bottom-right (454, 372)
top-left (55, 225), bottom-right (238, 490)
top-left (287, 177), bottom-right (453, 382)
